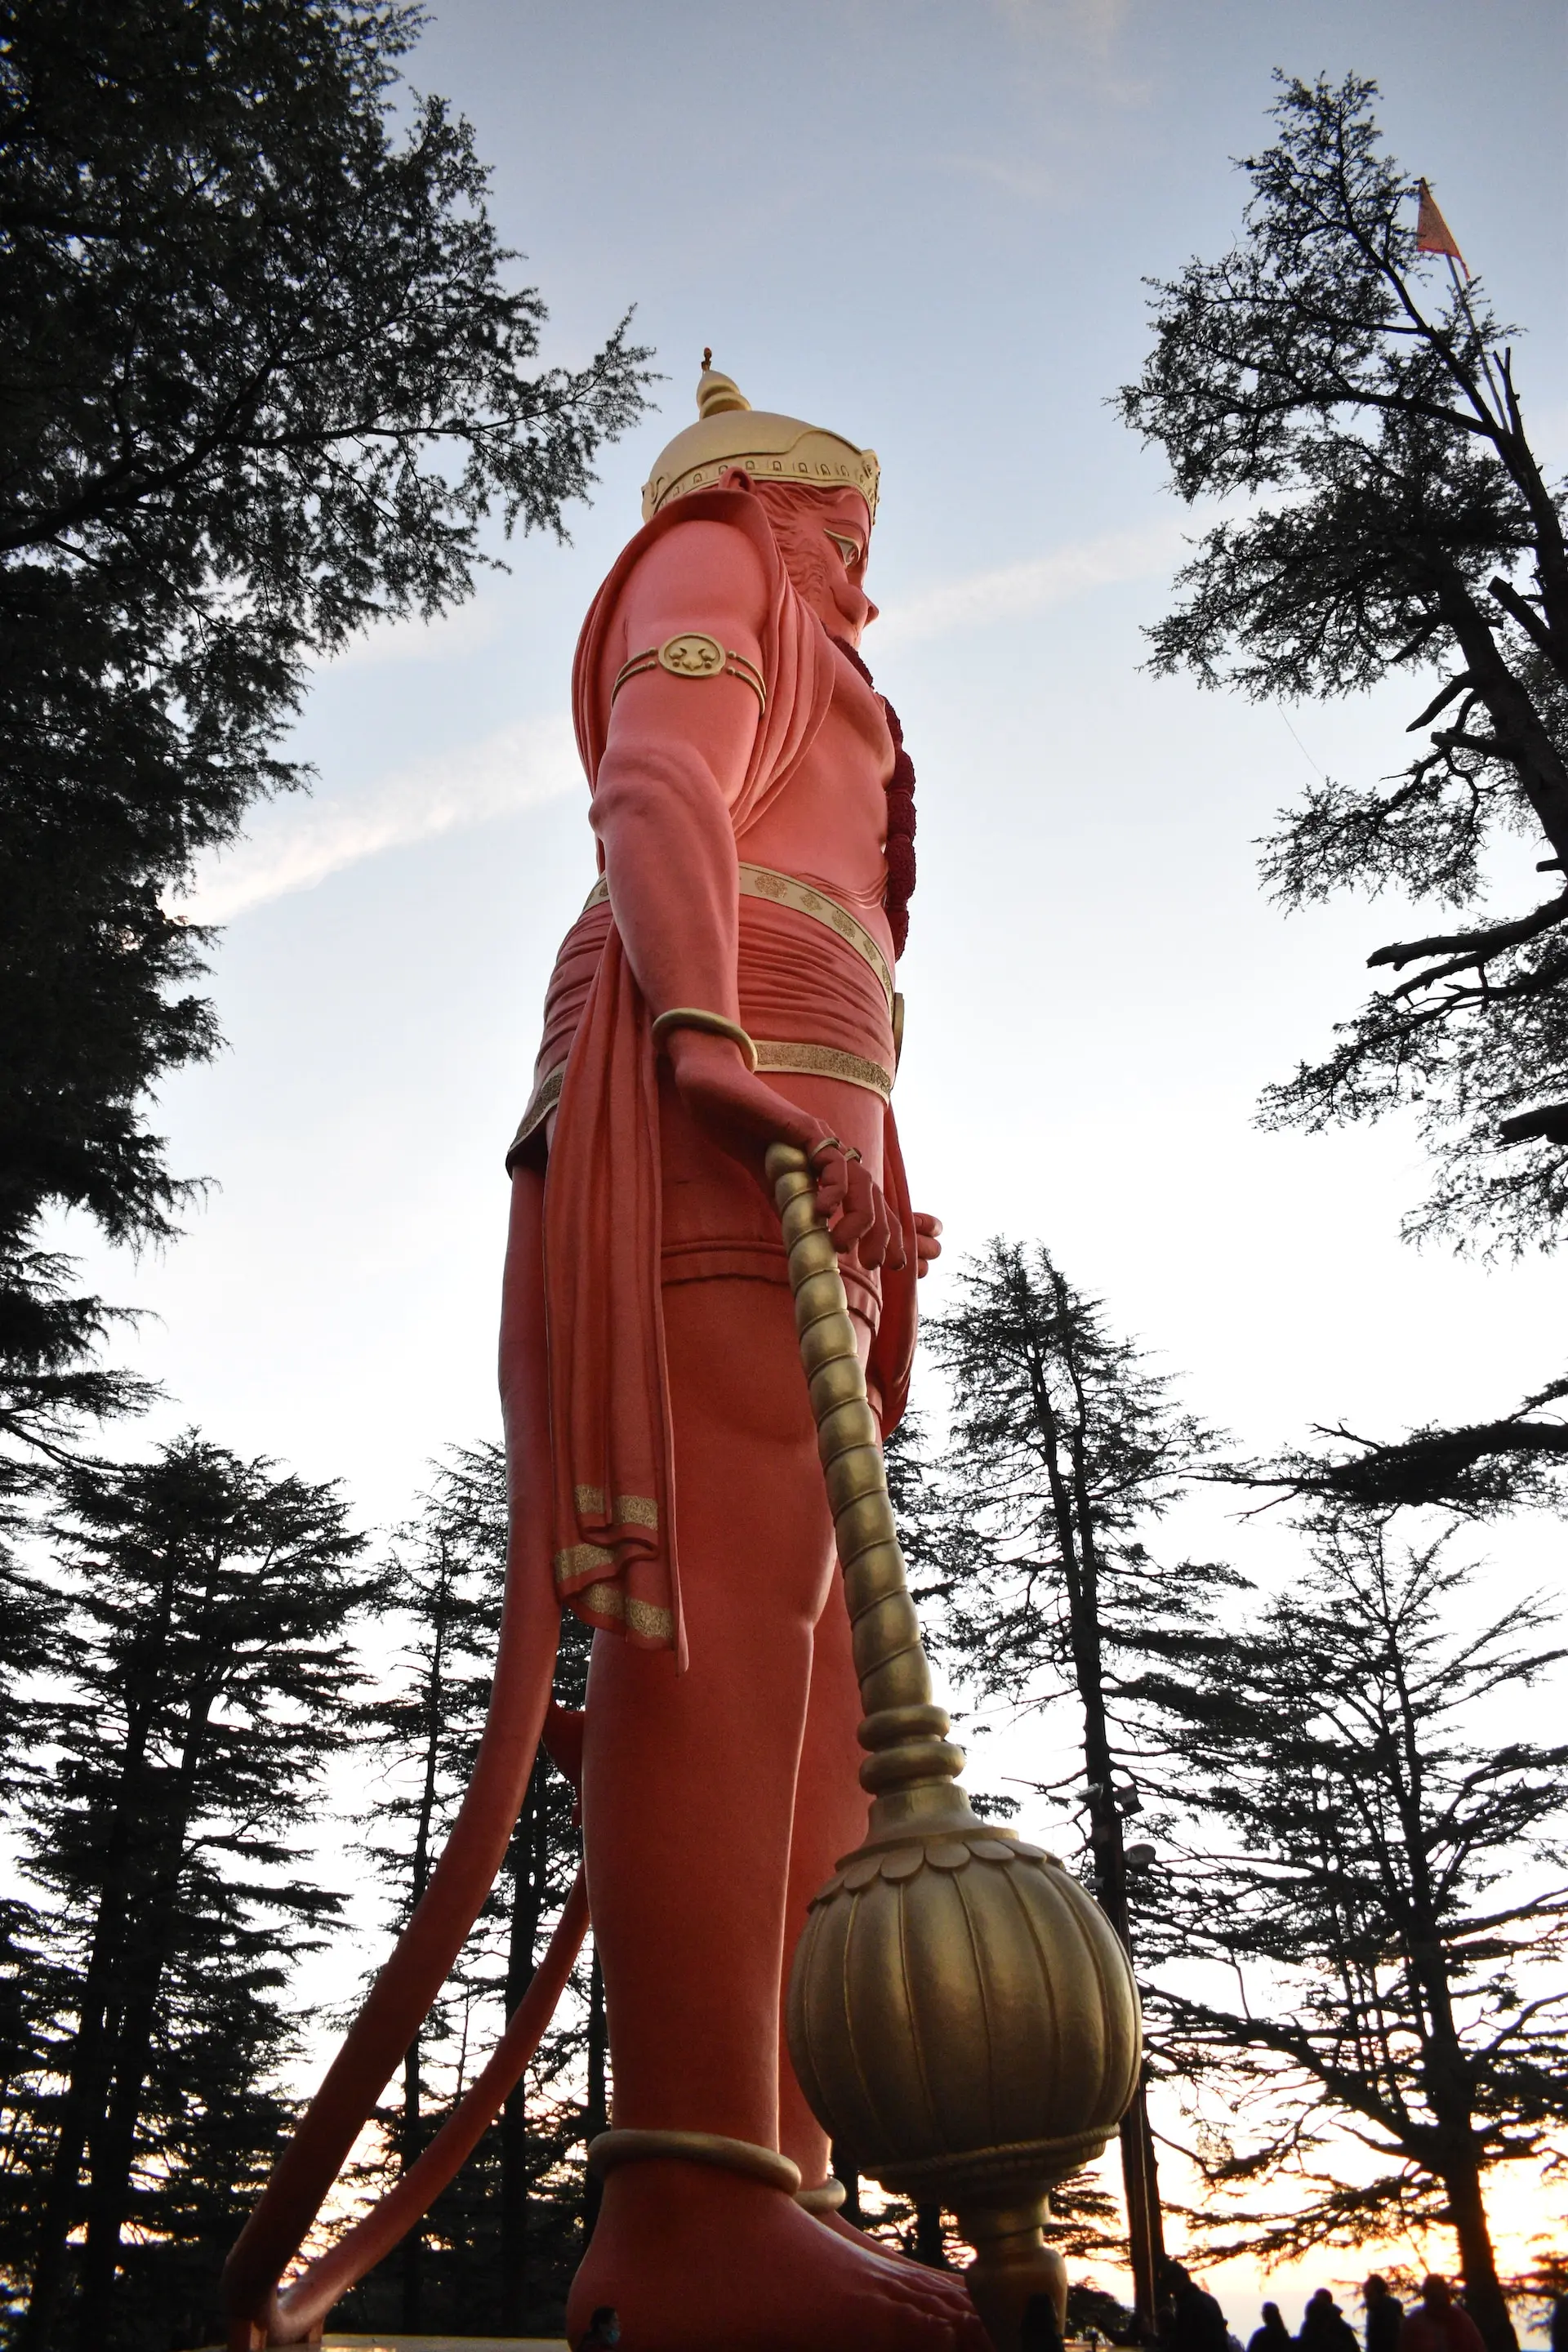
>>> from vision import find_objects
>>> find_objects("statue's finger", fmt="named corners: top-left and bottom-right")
top-left (831, 1160), bottom-right (875, 1251)
top-left (814, 1160), bottom-right (848, 1219)
top-left (858, 1177), bottom-right (893, 1267)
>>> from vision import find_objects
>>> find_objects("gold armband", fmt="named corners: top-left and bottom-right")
top-left (612, 633), bottom-right (766, 712)
top-left (650, 1006), bottom-right (760, 1071)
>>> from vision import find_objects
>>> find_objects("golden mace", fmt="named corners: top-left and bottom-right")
top-left (768, 1143), bottom-right (1142, 2352)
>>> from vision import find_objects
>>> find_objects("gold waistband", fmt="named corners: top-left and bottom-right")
top-left (581, 863), bottom-right (894, 1013)
top-left (506, 1036), bottom-right (892, 1168)
top-left (751, 1041), bottom-right (893, 1096)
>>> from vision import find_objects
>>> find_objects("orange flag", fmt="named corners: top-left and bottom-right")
top-left (1415, 178), bottom-right (1468, 276)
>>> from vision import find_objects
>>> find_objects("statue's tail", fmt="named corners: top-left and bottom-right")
top-left (226, 1872), bottom-right (587, 2346)
top-left (222, 1555), bottom-right (586, 2349)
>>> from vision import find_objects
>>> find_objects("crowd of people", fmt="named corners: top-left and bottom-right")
top-left (1161, 2265), bottom-right (1500, 2352)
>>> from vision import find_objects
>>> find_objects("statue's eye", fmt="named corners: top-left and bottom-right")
top-left (824, 530), bottom-right (861, 568)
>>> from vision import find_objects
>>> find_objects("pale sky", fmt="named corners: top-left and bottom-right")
top-left (43, 0), bottom-right (1568, 2325)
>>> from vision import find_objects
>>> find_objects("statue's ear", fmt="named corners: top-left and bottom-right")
top-left (717, 465), bottom-right (756, 497)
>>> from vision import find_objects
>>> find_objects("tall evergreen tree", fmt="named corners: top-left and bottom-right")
top-left (2, 1434), bottom-right (374, 2352)
top-left (1133, 1521), bottom-right (1568, 2352)
top-left (0, 0), bottom-right (653, 1456)
top-left (912, 1242), bottom-right (1236, 2328)
top-left (1119, 73), bottom-right (1568, 1252)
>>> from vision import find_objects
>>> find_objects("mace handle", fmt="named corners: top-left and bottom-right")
top-left (766, 1142), bottom-right (976, 1838)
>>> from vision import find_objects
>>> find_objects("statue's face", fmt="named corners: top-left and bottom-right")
top-left (750, 480), bottom-right (878, 644)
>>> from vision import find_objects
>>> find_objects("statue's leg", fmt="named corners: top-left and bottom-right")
top-left (568, 1273), bottom-right (988, 2352)
top-left (580, 1269), bottom-right (832, 2142)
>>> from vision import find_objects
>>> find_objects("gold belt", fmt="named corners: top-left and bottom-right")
top-left (507, 1036), bottom-right (893, 1165)
top-left (508, 866), bottom-right (898, 1165)
top-left (582, 863), bottom-right (895, 1015)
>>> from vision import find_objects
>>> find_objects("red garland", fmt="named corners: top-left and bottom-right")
top-left (831, 637), bottom-right (916, 959)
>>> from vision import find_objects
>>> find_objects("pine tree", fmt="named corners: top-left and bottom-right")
top-left (1119, 73), bottom-right (1568, 1251)
top-left (3, 1434), bottom-right (375, 2352)
top-left (911, 1242), bottom-right (1236, 2328)
top-left (1132, 1520), bottom-right (1568, 2352)
top-left (0, 0), bottom-right (653, 1456)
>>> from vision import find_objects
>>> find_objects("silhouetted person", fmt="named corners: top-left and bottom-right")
top-left (1250, 2300), bottom-right (1294, 2352)
top-left (1022, 2292), bottom-right (1067, 2352)
top-left (1398, 2277), bottom-right (1486, 2352)
top-left (1550, 2291), bottom-right (1567, 2352)
top-left (1164, 2261), bottom-right (1231, 2352)
top-left (1364, 2276), bottom-right (1405, 2352)
top-left (1300, 2287), bottom-right (1359, 2352)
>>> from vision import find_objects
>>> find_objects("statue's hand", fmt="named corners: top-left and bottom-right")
top-left (666, 1029), bottom-right (904, 1269)
top-left (912, 1210), bottom-right (942, 1278)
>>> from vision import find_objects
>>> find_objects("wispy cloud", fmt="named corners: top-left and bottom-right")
top-left (176, 523), bottom-right (1186, 922)
top-left (939, 151), bottom-right (1067, 204)
top-left (319, 596), bottom-right (505, 671)
top-left (875, 519), bottom-right (1187, 646)
top-left (180, 715), bottom-right (581, 924)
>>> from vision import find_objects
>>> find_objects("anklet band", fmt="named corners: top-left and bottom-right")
top-left (587, 2129), bottom-right (801, 2194)
top-left (796, 2176), bottom-right (848, 2214)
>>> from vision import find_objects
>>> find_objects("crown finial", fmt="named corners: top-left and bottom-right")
top-left (696, 351), bottom-right (750, 420)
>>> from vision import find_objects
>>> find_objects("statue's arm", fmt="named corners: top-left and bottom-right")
top-left (590, 516), bottom-right (765, 1027)
top-left (591, 512), bottom-right (898, 1263)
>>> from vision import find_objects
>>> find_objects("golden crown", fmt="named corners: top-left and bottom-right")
top-left (640, 354), bottom-right (880, 523)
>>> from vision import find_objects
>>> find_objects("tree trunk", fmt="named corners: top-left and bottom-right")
top-left (581, 1948), bottom-right (607, 2243)
top-left (1443, 2153), bottom-right (1518, 2352)
top-left (1437, 568), bottom-right (1568, 866)
top-left (74, 1690), bottom-right (218, 2350)
top-left (1025, 1314), bottom-right (1166, 2341)
top-left (20, 1591), bottom-right (176, 2350)
top-left (22, 1964), bottom-right (115, 2350)
top-left (73, 1968), bottom-right (163, 2342)
top-left (1385, 1652), bottom-right (1516, 2352)
top-left (1116, 2086), bottom-right (1165, 2337)
top-left (399, 2030), bottom-right (423, 2329)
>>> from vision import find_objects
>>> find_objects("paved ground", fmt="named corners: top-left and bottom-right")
top-left (320, 2337), bottom-right (568, 2349)
top-left (202, 2337), bottom-right (568, 2349)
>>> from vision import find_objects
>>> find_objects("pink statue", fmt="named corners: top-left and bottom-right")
top-left (224, 362), bottom-right (992, 2351)
top-left (500, 359), bottom-right (974, 2349)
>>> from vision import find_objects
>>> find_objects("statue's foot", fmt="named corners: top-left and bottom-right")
top-left (818, 2206), bottom-right (939, 2270)
top-left (568, 2162), bottom-right (991, 2351)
